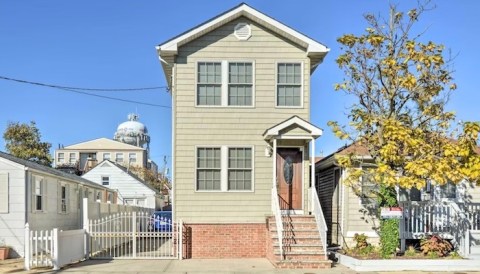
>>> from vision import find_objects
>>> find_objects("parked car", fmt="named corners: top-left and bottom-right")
top-left (148, 211), bottom-right (172, 232)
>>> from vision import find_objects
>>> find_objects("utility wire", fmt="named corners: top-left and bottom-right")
top-left (0, 75), bottom-right (171, 108)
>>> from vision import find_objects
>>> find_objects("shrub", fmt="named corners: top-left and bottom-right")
top-left (404, 245), bottom-right (417, 257)
top-left (420, 235), bottom-right (453, 257)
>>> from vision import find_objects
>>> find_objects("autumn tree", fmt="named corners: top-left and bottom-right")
top-left (129, 165), bottom-right (171, 193)
top-left (330, 1), bottom-right (480, 256)
top-left (3, 121), bottom-right (53, 167)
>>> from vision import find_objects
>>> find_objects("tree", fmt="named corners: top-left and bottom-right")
top-left (3, 121), bottom-right (53, 167)
top-left (128, 165), bottom-right (171, 193)
top-left (329, 1), bottom-right (480, 256)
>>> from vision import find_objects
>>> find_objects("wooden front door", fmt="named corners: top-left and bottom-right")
top-left (276, 148), bottom-right (303, 211)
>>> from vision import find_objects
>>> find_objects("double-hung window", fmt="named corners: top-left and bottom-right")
top-left (69, 153), bottom-right (76, 164)
top-left (277, 63), bottom-right (302, 107)
top-left (115, 153), bottom-right (124, 163)
top-left (57, 153), bottom-right (64, 163)
top-left (360, 167), bottom-right (378, 208)
top-left (197, 62), bottom-right (222, 106)
top-left (228, 148), bottom-right (252, 190)
top-left (102, 176), bottom-right (110, 186)
top-left (228, 62), bottom-right (253, 106)
top-left (103, 153), bottom-right (111, 161)
top-left (196, 146), bottom-right (254, 191)
top-left (129, 153), bottom-right (137, 163)
top-left (197, 61), bottom-right (254, 107)
top-left (59, 184), bottom-right (68, 213)
top-left (196, 148), bottom-right (221, 190)
top-left (33, 176), bottom-right (44, 212)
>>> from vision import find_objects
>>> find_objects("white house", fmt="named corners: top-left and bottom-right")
top-left (0, 151), bottom-right (117, 258)
top-left (82, 160), bottom-right (164, 210)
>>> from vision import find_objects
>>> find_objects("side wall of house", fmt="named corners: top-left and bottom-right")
top-left (173, 16), bottom-right (311, 224)
top-left (0, 160), bottom-right (26, 258)
top-left (82, 165), bottom-right (157, 209)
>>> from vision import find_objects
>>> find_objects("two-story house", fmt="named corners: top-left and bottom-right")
top-left (157, 4), bottom-right (330, 268)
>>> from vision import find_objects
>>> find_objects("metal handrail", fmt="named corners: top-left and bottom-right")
top-left (272, 186), bottom-right (283, 259)
top-left (311, 187), bottom-right (328, 259)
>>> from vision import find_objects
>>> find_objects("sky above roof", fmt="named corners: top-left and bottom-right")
top-left (1, 0), bottom-right (478, 173)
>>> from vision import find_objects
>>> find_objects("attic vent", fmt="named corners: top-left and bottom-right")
top-left (101, 162), bottom-right (110, 167)
top-left (234, 23), bottom-right (251, 40)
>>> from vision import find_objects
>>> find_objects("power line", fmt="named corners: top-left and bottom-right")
top-left (0, 75), bottom-right (171, 108)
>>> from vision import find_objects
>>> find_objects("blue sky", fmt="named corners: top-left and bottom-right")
top-left (0, 1), bottom-right (478, 171)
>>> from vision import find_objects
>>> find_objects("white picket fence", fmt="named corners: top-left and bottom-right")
top-left (24, 224), bottom-right (85, 270)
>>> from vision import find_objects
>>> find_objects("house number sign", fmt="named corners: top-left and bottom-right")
top-left (283, 156), bottom-right (293, 185)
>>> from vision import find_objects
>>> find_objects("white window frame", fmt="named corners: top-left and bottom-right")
top-left (129, 153), bottom-right (137, 163)
top-left (57, 153), bottom-right (65, 163)
top-left (275, 61), bottom-right (304, 108)
top-left (195, 60), bottom-right (255, 108)
top-left (58, 182), bottom-right (68, 214)
top-left (101, 176), bottom-right (110, 186)
top-left (32, 175), bottom-right (45, 213)
top-left (69, 153), bottom-right (76, 164)
top-left (195, 145), bottom-right (255, 192)
top-left (115, 153), bottom-right (124, 163)
top-left (103, 153), bottom-right (111, 161)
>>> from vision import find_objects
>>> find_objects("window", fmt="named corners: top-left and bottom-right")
top-left (102, 176), bottom-right (110, 186)
top-left (228, 148), bottom-right (252, 190)
top-left (96, 191), bottom-right (102, 202)
top-left (69, 153), bottom-right (76, 164)
top-left (196, 146), bottom-right (254, 191)
top-left (129, 153), bottom-right (137, 163)
top-left (33, 176), bottom-right (44, 211)
top-left (228, 62), bottom-right (252, 106)
top-left (59, 184), bottom-right (67, 213)
top-left (103, 153), bottom-right (111, 161)
top-left (57, 153), bottom-right (64, 163)
top-left (277, 63), bottom-right (302, 107)
top-left (115, 153), bottom-right (124, 163)
top-left (197, 61), bottom-right (254, 107)
top-left (196, 148), bottom-right (221, 190)
top-left (360, 168), bottom-right (378, 207)
top-left (197, 62), bottom-right (222, 106)
top-left (440, 182), bottom-right (456, 199)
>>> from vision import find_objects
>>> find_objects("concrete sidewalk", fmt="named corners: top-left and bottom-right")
top-left (46, 258), bottom-right (480, 274)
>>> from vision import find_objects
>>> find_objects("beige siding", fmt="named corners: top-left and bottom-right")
top-left (173, 17), bottom-right (312, 223)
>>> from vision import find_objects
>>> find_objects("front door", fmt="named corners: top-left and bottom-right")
top-left (276, 148), bottom-right (303, 211)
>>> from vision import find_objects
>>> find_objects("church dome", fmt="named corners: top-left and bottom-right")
top-left (114, 114), bottom-right (150, 148)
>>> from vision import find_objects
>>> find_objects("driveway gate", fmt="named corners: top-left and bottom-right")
top-left (88, 212), bottom-right (182, 259)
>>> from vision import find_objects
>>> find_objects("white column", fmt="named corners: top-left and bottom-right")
top-left (311, 137), bottom-right (316, 212)
top-left (52, 228), bottom-right (59, 270)
top-left (24, 223), bottom-right (30, 270)
top-left (272, 139), bottom-right (277, 212)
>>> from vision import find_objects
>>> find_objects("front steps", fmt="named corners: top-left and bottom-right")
top-left (267, 215), bottom-right (331, 269)
top-left (469, 230), bottom-right (480, 259)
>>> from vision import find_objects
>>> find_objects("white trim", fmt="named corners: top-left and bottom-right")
top-left (195, 60), bottom-right (256, 108)
top-left (234, 22), bottom-right (251, 40)
top-left (194, 145), bottom-right (255, 193)
top-left (275, 61), bottom-right (304, 108)
top-left (157, 4), bottom-right (329, 55)
top-left (264, 116), bottom-right (323, 140)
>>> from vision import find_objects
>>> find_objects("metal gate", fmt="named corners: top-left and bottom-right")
top-left (88, 212), bottom-right (182, 259)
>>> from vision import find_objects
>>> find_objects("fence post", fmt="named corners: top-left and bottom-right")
top-left (52, 228), bottom-right (59, 270)
top-left (400, 204), bottom-right (406, 252)
top-left (83, 198), bottom-right (90, 259)
top-left (24, 223), bottom-right (30, 270)
top-left (132, 211), bottom-right (137, 258)
top-left (179, 219), bottom-right (183, 260)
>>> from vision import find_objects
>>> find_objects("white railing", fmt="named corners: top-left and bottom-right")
top-left (311, 187), bottom-right (328, 259)
top-left (271, 186), bottom-right (283, 259)
top-left (466, 203), bottom-right (480, 230)
top-left (24, 224), bottom-right (85, 271)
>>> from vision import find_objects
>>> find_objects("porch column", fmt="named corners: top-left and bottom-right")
top-left (311, 137), bottom-right (315, 212)
top-left (272, 138), bottom-right (277, 188)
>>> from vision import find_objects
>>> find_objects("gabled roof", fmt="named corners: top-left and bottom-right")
top-left (156, 3), bottom-right (329, 88)
top-left (84, 160), bottom-right (159, 194)
top-left (263, 115), bottom-right (323, 141)
top-left (0, 151), bottom-right (108, 190)
top-left (61, 137), bottom-right (144, 151)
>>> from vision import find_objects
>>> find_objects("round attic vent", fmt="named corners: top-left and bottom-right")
top-left (234, 23), bottom-right (251, 40)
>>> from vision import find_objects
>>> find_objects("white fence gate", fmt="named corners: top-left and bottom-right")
top-left (88, 211), bottom-right (182, 259)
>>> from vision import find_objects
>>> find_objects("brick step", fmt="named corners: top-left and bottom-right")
top-left (271, 237), bottom-right (322, 246)
top-left (270, 230), bottom-right (320, 238)
top-left (275, 247), bottom-right (324, 254)
top-left (274, 260), bottom-right (332, 269)
top-left (274, 251), bottom-right (326, 261)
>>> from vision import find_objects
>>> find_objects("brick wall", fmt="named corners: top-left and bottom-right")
top-left (183, 223), bottom-right (267, 258)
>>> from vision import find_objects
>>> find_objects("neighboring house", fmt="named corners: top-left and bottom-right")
top-left (315, 143), bottom-right (480, 257)
top-left (156, 3), bottom-right (331, 268)
top-left (0, 151), bottom-right (117, 258)
top-left (82, 160), bottom-right (164, 210)
top-left (55, 137), bottom-right (154, 174)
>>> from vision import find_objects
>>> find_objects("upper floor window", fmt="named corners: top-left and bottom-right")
top-left (103, 153), bottom-right (111, 161)
top-left (59, 183), bottom-right (68, 213)
top-left (197, 61), bottom-right (254, 107)
top-left (129, 153), bottom-right (137, 163)
top-left (115, 153), bottom-right (124, 163)
top-left (196, 146), bottom-right (254, 192)
top-left (57, 153), bottom-right (64, 163)
top-left (102, 176), bottom-right (110, 186)
top-left (440, 182), bottom-right (456, 199)
top-left (69, 153), bottom-right (76, 164)
top-left (277, 63), bottom-right (302, 107)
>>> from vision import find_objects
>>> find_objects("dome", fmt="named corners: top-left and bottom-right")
top-left (114, 114), bottom-right (150, 148)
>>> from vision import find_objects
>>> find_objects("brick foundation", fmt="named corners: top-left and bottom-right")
top-left (183, 223), bottom-right (267, 258)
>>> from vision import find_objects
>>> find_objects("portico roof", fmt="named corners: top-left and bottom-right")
top-left (263, 116), bottom-right (323, 141)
